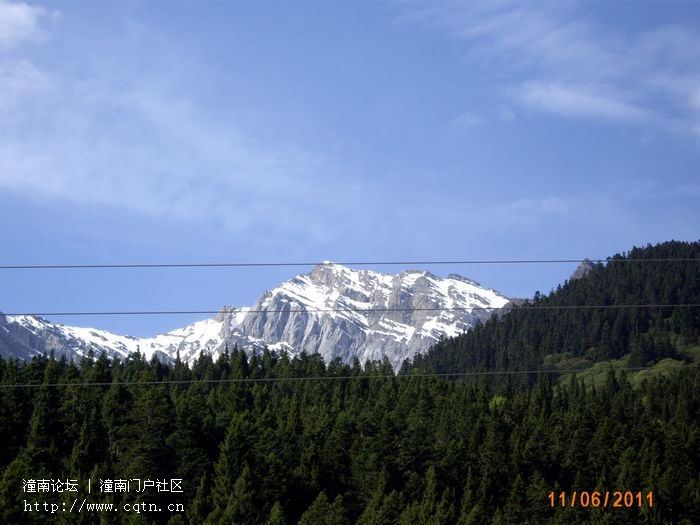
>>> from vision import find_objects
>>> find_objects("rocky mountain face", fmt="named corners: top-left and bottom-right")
top-left (570, 259), bottom-right (595, 280)
top-left (234, 263), bottom-right (508, 370)
top-left (1, 263), bottom-right (509, 371)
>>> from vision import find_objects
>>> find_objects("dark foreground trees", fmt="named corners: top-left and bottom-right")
top-left (0, 350), bottom-right (698, 524)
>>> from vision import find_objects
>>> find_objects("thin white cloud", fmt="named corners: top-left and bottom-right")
top-left (406, 1), bottom-right (700, 134)
top-left (0, 0), bottom-right (49, 48)
top-left (0, 0), bottom-right (380, 254)
top-left (0, 82), bottom-right (342, 235)
top-left (516, 82), bottom-right (649, 121)
top-left (453, 111), bottom-right (482, 127)
top-left (0, 59), bottom-right (49, 111)
top-left (0, 57), bottom-right (45, 85)
top-left (0, 2), bottom-right (54, 115)
top-left (0, 6), bottom-right (355, 244)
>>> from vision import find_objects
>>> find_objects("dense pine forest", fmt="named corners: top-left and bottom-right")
top-left (1, 240), bottom-right (698, 524)
top-left (410, 240), bottom-right (700, 380)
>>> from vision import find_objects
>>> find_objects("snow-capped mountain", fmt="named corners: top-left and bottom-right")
top-left (234, 263), bottom-right (508, 370)
top-left (0, 263), bottom-right (508, 371)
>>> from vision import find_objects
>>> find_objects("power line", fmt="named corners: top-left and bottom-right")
top-left (0, 258), bottom-right (696, 270)
top-left (1, 365), bottom-right (697, 389)
top-left (5, 304), bottom-right (700, 318)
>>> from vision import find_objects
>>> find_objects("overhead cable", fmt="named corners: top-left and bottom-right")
top-left (0, 258), bottom-right (697, 270)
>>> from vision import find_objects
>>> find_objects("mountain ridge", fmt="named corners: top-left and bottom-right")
top-left (1, 262), bottom-right (508, 371)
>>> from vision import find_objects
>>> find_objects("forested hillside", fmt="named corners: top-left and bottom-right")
top-left (0, 240), bottom-right (698, 524)
top-left (410, 240), bottom-right (700, 385)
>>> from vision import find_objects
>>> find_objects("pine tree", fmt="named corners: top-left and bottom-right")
top-left (265, 501), bottom-right (287, 525)
top-left (218, 463), bottom-right (256, 525)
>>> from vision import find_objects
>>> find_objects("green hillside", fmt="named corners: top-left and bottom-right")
top-left (409, 240), bottom-right (700, 388)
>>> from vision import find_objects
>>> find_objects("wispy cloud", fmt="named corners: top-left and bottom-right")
top-left (0, 58), bottom-right (49, 111)
top-left (0, 2), bottom-right (356, 246)
top-left (0, 80), bottom-right (344, 236)
top-left (0, 0), bottom-right (51, 48)
top-left (0, 1), bottom-right (53, 111)
top-left (405, 1), bottom-right (700, 135)
top-left (453, 111), bottom-right (482, 128)
top-left (515, 82), bottom-right (649, 121)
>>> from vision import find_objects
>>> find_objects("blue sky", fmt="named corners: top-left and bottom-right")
top-left (1, 0), bottom-right (699, 337)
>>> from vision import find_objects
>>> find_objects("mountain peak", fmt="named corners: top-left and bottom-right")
top-left (307, 261), bottom-right (383, 292)
top-left (310, 260), bottom-right (348, 275)
top-left (243, 264), bottom-right (509, 371)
